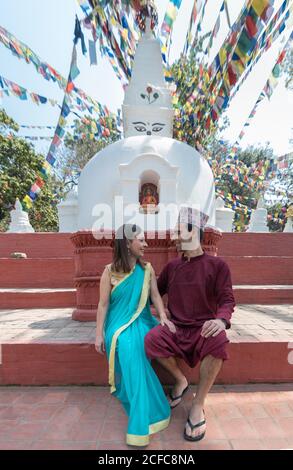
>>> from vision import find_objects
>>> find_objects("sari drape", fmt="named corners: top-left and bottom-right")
top-left (104, 262), bottom-right (170, 446)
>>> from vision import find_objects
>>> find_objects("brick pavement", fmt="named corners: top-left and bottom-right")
top-left (0, 384), bottom-right (292, 450)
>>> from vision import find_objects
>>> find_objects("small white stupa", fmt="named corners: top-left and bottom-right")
top-left (7, 198), bottom-right (35, 233)
top-left (60, 17), bottom-right (216, 233)
top-left (57, 187), bottom-right (78, 233)
top-left (215, 197), bottom-right (235, 232)
top-left (248, 197), bottom-right (269, 232)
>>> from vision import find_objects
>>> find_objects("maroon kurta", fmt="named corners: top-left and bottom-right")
top-left (145, 252), bottom-right (236, 367)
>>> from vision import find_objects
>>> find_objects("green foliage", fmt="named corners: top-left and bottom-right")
top-left (267, 202), bottom-right (288, 232)
top-left (169, 41), bottom-right (290, 233)
top-left (0, 109), bottom-right (19, 133)
top-left (206, 138), bottom-right (279, 231)
top-left (265, 158), bottom-right (293, 231)
top-left (170, 35), bottom-right (224, 148)
top-left (0, 109), bottom-right (65, 232)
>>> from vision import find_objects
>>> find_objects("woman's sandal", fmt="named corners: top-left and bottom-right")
top-left (169, 385), bottom-right (189, 409)
top-left (183, 411), bottom-right (206, 442)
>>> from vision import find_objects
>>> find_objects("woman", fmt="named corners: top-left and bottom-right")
top-left (95, 224), bottom-right (175, 447)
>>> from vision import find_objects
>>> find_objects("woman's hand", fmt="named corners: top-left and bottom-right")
top-left (95, 333), bottom-right (105, 354)
top-left (160, 316), bottom-right (177, 334)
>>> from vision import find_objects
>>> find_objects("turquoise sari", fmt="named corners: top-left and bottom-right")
top-left (104, 261), bottom-right (171, 446)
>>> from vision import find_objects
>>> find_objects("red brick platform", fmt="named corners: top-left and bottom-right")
top-left (0, 233), bottom-right (292, 385)
top-left (0, 233), bottom-right (292, 309)
top-left (0, 384), bottom-right (292, 450)
top-left (0, 304), bottom-right (292, 385)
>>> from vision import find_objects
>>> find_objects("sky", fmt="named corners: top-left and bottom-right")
top-left (0, 0), bottom-right (292, 157)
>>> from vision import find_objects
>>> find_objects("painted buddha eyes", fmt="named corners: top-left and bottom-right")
top-left (152, 125), bottom-right (164, 132)
top-left (134, 124), bottom-right (147, 132)
top-left (132, 122), bottom-right (165, 134)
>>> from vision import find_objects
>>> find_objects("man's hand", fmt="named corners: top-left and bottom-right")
top-left (160, 317), bottom-right (177, 334)
top-left (201, 319), bottom-right (226, 338)
top-left (95, 333), bottom-right (105, 354)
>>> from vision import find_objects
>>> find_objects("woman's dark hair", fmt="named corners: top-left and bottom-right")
top-left (187, 223), bottom-right (204, 243)
top-left (111, 224), bottom-right (146, 273)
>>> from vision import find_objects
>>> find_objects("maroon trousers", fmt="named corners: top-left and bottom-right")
top-left (145, 323), bottom-right (229, 368)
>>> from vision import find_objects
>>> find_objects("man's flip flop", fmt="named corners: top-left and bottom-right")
top-left (169, 385), bottom-right (189, 409)
top-left (183, 412), bottom-right (206, 442)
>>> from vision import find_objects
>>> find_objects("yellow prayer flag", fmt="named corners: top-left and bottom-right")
top-left (23, 195), bottom-right (33, 209)
top-left (223, 72), bottom-right (230, 89)
top-left (121, 29), bottom-right (128, 41)
top-left (43, 161), bottom-right (52, 173)
top-left (59, 116), bottom-right (67, 128)
top-left (219, 48), bottom-right (227, 67)
top-left (168, 5), bottom-right (177, 20)
top-left (233, 59), bottom-right (245, 75)
top-left (251, 0), bottom-right (269, 17)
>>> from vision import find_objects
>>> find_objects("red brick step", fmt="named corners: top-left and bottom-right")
top-left (0, 288), bottom-right (76, 308)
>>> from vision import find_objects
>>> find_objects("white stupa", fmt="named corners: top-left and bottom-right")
top-left (57, 187), bottom-right (78, 233)
top-left (248, 197), bottom-right (269, 232)
top-left (7, 198), bottom-right (34, 233)
top-left (215, 197), bottom-right (235, 232)
top-left (62, 19), bottom-right (216, 233)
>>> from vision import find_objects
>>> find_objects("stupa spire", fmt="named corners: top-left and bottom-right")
top-left (122, 8), bottom-right (174, 138)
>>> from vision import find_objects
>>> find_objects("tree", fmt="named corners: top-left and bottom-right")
top-left (170, 34), bottom-right (228, 149)
top-left (205, 139), bottom-right (278, 231)
top-left (265, 156), bottom-right (293, 231)
top-left (0, 109), bottom-right (65, 232)
top-left (0, 108), bottom-right (19, 133)
top-left (169, 39), bottom-right (290, 233)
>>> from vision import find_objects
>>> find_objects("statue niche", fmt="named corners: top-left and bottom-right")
top-left (139, 183), bottom-right (159, 214)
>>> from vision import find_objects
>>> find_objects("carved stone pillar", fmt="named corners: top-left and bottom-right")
top-left (202, 226), bottom-right (223, 256)
top-left (70, 231), bottom-right (114, 322)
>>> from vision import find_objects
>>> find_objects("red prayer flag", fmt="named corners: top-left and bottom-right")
top-left (246, 15), bottom-right (258, 38)
top-left (211, 109), bottom-right (218, 122)
top-left (36, 177), bottom-right (45, 188)
top-left (66, 81), bottom-right (74, 93)
top-left (227, 64), bottom-right (237, 86)
top-left (130, 0), bottom-right (144, 12)
top-left (277, 50), bottom-right (286, 64)
top-left (52, 135), bottom-right (61, 146)
top-left (192, 0), bottom-right (198, 22)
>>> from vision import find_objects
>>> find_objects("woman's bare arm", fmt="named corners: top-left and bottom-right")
top-left (150, 265), bottom-right (176, 333)
top-left (95, 266), bottom-right (111, 353)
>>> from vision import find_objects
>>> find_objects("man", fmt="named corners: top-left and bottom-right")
top-left (145, 206), bottom-right (236, 441)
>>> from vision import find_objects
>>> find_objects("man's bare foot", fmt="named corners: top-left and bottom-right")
top-left (184, 403), bottom-right (206, 440)
top-left (168, 377), bottom-right (189, 408)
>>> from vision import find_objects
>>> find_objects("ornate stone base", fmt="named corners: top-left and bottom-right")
top-left (72, 308), bottom-right (98, 322)
top-left (202, 226), bottom-right (223, 255)
top-left (70, 227), bottom-right (223, 322)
